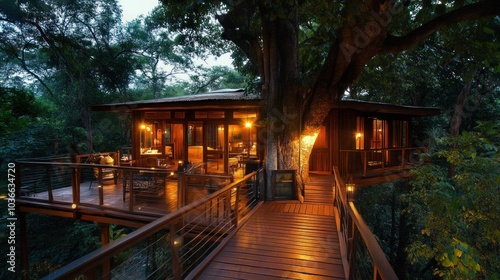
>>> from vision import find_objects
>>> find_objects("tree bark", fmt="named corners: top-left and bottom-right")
top-left (215, 0), bottom-right (499, 199)
top-left (448, 68), bottom-right (477, 177)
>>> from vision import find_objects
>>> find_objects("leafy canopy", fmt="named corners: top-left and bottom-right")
top-left (406, 121), bottom-right (500, 279)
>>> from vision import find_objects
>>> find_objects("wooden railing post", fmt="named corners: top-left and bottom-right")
top-left (333, 167), bottom-right (398, 280)
top-left (177, 171), bottom-right (186, 208)
top-left (99, 223), bottom-right (111, 280)
top-left (72, 167), bottom-right (80, 206)
top-left (129, 170), bottom-right (134, 212)
top-left (46, 165), bottom-right (53, 202)
top-left (233, 184), bottom-right (240, 227)
top-left (170, 223), bottom-right (182, 280)
top-left (97, 168), bottom-right (104, 205)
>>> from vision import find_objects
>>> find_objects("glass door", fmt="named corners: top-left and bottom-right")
top-left (188, 122), bottom-right (203, 163)
top-left (206, 124), bottom-right (225, 173)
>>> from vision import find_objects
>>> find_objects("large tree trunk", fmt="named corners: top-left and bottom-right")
top-left (448, 68), bottom-right (476, 177)
top-left (218, 0), bottom-right (498, 201)
top-left (259, 7), bottom-right (308, 200)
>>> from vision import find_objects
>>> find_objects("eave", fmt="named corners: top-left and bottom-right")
top-left (92, 89), bottom-right (262, 113)
top-left (338, 99), bottom-right (440, 116)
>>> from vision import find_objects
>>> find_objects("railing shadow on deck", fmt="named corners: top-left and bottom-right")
top-left (31, 167), bottom-right (265, 280)
top-left (333, 166), bottom-right (398, 280)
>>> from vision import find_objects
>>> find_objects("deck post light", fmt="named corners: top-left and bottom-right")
top-left (346, 183), bottom-right (356, 202)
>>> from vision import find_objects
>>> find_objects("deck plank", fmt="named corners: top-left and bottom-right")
top-left (198, 201), bottom-right (346, 280)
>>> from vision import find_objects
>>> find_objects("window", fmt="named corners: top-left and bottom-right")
top-left (356, 117), bottom-right (364, 150)
top-left (140, 121), bottom-right (162, 154)
top-left (371, 119), bottom-right (385, 149)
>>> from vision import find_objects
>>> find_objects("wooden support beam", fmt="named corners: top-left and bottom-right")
top-left (100, 223), bottom-right (111, 280)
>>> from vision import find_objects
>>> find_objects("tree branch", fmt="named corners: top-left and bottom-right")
top-left (383, 0), bottom-right (500, 54)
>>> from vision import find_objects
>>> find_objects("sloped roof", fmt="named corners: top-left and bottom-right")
top-left (92, 88), bottom-right (439, 116)
top-left (92, 89), bottom-right (261, 112)
top-left (338, 99), bottom-right (440, 116)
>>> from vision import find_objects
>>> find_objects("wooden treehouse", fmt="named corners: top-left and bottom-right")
top-left (14, 89), bottom-right (438, 279)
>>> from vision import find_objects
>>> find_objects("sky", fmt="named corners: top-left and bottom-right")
top-left (117, 0), bottom-right (159, 22)
top-left (117, 0), bottom-right (233, 68)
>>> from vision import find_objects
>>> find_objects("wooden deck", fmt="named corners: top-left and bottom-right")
top-left (25, 179), bottom-right (180, 214)
top-left (197, 201), bottom-right (345, 279)
top-left (18, 177), bottom-right (226, 227)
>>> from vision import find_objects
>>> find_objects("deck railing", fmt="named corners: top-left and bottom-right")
top-left (33, 168), bottom-right (264, 279)
top-left (339, 146), bottom-right (427, 177)
top-left (15, 160), bottom-right (181, 218)
top-left (332, 166), bottom-right (398, 280)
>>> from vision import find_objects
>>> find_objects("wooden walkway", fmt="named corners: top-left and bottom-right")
top-left (197, 201), bottom-right (345, 279)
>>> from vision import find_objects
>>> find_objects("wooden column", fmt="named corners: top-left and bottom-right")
top-left (177, 171), bottom-right (186, 208)
top-left (100, 223), bottom-right (111, 280)
top-left (131, 112), bottom-right (142, 167)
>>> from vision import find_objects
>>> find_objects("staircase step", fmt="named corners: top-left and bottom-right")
top-left (304, 183), bottom-right (333, 204)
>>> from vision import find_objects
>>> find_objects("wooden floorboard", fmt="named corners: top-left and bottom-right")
top-left (304, 173), bottom-right (334, 204)
top-left (198, 201), bottom-right (346, 280)
top-left (19, 168), bottom-right (249, 225)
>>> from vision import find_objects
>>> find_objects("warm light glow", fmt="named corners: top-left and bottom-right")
top-left (301, 133), bottom-right (319, 146)
top-left (245, 122), bottom-right (252, 128)
top-left (140, 124), bottom-right (146, 129)
top-left (346, 183), bottom-right (356, 202)
top-left (71, 203), bottom-right (77, 209)
top-left (170, 172), bottom-right (174, 176)
top-left (173, 237), bottom-right (183, 246)
top-left (355, 132), bottom-right (363, 150)
top-left (178, 160), bottom-right (183, 165)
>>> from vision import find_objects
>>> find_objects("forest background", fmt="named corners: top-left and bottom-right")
top-left (0, 0), bottom-right (498, 279)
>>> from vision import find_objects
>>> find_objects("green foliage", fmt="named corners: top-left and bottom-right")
top-left (187, 65), bottom-right (247, 94)
top-left (0, 87), bottom-right (45, 137)
top-left (406, 122), bottom-right (500, 279)
top-left (109, 224), bottom-right (128, 242)
top-left (19, 214), bottom-right (100, 279)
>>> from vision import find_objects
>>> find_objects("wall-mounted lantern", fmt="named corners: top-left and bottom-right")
top-left (346, 183), bottom-right (356, 202)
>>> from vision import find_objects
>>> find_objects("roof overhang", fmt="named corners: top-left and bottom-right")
top-left (337, 99), bottom-right (440, 116)
top-left (92, 89), bottom-right (261, 113)
top-left (92, 89), bottom-right (440, 117)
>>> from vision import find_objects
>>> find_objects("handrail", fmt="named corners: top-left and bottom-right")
top-left (339, 146), bottom-right (427, 176)
top-left (339, 146), bottom-right (428, 153)
top-left (40, 168), bottom-right (264, 279)
top-left (332, 166), bottom-right (398, 280)
top-left (17, 157), bottom-right (396, 279)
